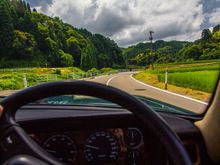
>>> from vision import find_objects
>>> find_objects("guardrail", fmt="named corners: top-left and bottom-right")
top-left (36, 74), bottom-right (59, 84)
top-left (35, 71), bottom-right (113, 84)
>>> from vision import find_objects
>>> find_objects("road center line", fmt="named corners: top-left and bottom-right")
top-left (106, 75), bottom-right (119, 86)
top-left (130, 74), bottom-right (208, 105)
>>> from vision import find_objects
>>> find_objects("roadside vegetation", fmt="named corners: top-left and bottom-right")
top-left (0, 67), bottom-right (119, 90)
top-left (134, 60), bottom-right (220, 101)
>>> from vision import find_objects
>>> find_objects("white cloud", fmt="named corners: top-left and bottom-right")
top-left (38, 0), bottom-right (205, 46)
top-left (207, 8), bottom-right (220, 24)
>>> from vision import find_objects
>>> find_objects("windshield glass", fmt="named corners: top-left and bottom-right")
top-left (32, 95), bottom-right (196, 115)
top-left (0, 0), bottom-right (219, 115)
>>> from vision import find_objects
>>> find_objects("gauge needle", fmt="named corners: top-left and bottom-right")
top-left (85, 145), bottom-right (100, 150)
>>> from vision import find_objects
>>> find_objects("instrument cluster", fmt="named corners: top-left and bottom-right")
top-left (30, 128), bottom-right (145, 165)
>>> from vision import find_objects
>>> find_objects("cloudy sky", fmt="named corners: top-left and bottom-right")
top-left (26, 0), bottom-right (220, 47)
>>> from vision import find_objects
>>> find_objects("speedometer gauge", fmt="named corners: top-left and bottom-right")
top-left (84, 131), bottom-right (119, 163)
top-left (43, 134), bottom-right (77, 164)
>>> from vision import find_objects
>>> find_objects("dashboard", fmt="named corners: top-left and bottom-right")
top-left (30, 128), bottom-right (145, 165)
top-left (14, 104), bottom-right (209, 165)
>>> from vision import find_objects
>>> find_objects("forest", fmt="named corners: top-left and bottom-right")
top-left (0, 0), bottom-right (124, 70)
top-left (0, 0), bottom-right (219, 71)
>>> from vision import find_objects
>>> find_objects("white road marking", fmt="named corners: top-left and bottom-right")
top-left (94, 75), bottom-right (108, 79)
top-left (130, 74), bottom-right (208, 105)
top-left (106, 75), bottom-right (119, 86)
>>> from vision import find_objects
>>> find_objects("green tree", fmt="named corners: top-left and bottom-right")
top-left (0, 0), bottom-right (14, 57)
top-left (80, 41), bottom-right (97, 70)
top-left (9, 5), bottom-right (19, 28)
top-left (201, 29), bottom-right (212, 40)
top-left (27, 3), bottom-right (31, 13)
top-left (183, 45), bottom-right (202, 60)
top-left (33, 8), bottom-right (37, 12)
top-left (213, 25), bottom-right (220, 33)
top-left (23, 11), bottom-right (35, 32)
top-left (12, 30), bottom-right (37, 59)
top-left (212, 30), bottom-right (220, 43)
top-left (45, 37), bottom-right (59, 66)
top-left (66, 36), bottom-right (81, 66)
top-left (14, 0), bottom-right (26, 17)
top-left (58, 50), bottom-right (74, 67)
top-left (156, 46), bottom-right (174, 63)
top-left (129, 53), bottom-right (147, 66)
top-left (97, 53), bottom-right (111, 68)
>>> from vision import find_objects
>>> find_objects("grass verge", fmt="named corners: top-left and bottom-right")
top-left (133, 72), bottom-right (211, 101)
top-left (133, 60), bottom-right (220, 102)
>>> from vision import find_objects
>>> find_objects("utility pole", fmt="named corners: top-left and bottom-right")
top-left (149, 31), bottom-right (154, 70)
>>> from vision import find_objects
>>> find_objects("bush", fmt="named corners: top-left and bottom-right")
top-left (100, 68), bottom-right (113, 73)
top-left (54, 69), bottom-right (61, 75)
top-left (88, 68), bottom-right (99, 73)
top-left (0, 79), bottom-right (22, 90)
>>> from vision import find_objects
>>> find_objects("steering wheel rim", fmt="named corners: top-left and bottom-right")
top-left (0, 80), bottom-right (191, 165)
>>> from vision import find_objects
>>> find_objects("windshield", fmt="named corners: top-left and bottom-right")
top-left (31, 95), bottom-right (195, 115)
top-left (0, 0), bottom-right (219, 115)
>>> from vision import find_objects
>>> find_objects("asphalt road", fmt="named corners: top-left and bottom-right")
top-left (89, 72), bottom-right (207, 114)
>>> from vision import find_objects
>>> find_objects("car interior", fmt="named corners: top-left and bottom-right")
top-left (0, 76), bottom-right (219, 165)
top-left (0, 0), bottom-right (220, 164)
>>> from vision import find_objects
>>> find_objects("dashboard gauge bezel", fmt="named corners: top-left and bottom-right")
top-left (42, 134), bottom-right (77, 164)
top-left (124, 127), bottom-right (144, 149)
top-left (83, 131), bottom-right (120, 163)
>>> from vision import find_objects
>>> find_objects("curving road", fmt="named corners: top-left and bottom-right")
top-left (88, 72), bottom-right (207, 114)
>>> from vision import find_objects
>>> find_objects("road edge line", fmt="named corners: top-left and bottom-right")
top-left (106, 75), bottom-right (118, 86)
top-left (130, 74), bottom-right (208, 105)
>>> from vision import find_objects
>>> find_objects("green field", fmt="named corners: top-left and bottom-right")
top-left (134, 60), bottom-right (220, 93)
top-left (158, 71), bottom-right (219, 93)
top-left (149, 64), bottom-right (220, 74)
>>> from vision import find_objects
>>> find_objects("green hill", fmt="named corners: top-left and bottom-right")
top-left (123, 27), bottom-right (220, 66)
top-left (0, 0), bottom-right (125, 70)
top-left (123, 40), bottom-right (189, 59)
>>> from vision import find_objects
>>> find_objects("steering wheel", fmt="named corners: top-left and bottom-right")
top-left (0, 81), bottom-right (191, 165)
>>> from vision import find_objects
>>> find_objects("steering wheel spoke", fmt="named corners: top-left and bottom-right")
top-left (0, 125), bottom-right (61, 165)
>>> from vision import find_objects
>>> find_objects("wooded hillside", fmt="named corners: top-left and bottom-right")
top-left (0, 0), bottom-right (125, 70)
top-left (123, 26), bottom-right (220, 66)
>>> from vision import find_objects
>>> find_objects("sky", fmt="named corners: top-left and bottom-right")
top-left (26, 0), bottom-right (220, 47)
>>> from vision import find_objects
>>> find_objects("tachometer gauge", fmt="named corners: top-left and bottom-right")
top-left (124, 128), bottom-right (143, 148)
top-left (84, 131), bottom-right (119, 163)
top-left (43, 134), bottom-right (77, 164)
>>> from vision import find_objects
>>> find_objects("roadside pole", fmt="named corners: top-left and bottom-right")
top-left (23, 73), bottom-right (28, 88)
top-left (165, 66), bottom-right (168, 90)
